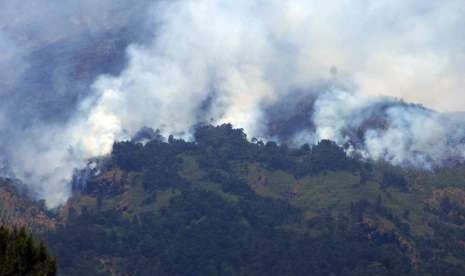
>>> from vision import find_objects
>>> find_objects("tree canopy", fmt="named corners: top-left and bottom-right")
top-left (0, 227), bottom-right (56, 276)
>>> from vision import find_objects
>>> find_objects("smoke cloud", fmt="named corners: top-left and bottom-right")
top-left (1, 0), bottom-right (465, 207)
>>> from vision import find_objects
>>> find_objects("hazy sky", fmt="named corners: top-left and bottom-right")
top-left (1, 0), bottom-right (464, 207)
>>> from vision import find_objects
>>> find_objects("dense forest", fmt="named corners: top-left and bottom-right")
top-left (3, 124), bottom-right (465, 275)
top-left (0, 227), bottom-right (56, 275)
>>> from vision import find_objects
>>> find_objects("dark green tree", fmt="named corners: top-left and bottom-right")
top-left (0, 227), bottom-right (57, 276)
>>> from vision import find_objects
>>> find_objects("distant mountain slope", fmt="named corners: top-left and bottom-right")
top-left (0, 179), bottom-right (56, 233)
top-left (2, 124), bottom-right (465, 275)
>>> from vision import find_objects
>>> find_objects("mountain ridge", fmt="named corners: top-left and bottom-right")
top-left (1, 124), bottom-right (465, 275)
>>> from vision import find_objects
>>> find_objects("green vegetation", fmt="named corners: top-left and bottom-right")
top-left (0, 227), bottom-right (56, 276)
top-left (27, 124), bottom-right (465, 275)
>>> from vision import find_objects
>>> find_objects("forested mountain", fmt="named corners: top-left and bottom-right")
top-left (2, 124), bottom-right (465, 275)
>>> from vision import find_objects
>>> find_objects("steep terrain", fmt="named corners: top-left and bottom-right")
top-left (2, 124), bottom-right (465, 275)
top-left (0, 179), bottom-right (57, 233)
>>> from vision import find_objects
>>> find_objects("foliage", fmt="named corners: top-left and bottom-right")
top-left (0, 227), bottom-right (56, 276)
top-left (37, 124), bottom-right (465, 275)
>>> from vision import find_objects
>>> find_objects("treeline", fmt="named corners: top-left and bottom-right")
top-left (112, 124), bottom-right (365, 179)
top-left (45, 124), bottom-right (422, 275)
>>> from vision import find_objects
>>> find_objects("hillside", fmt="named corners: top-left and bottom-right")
top-left (0, 179), bottom-right (57, 233)
top-left (2, 124), bottom-right (465, 275)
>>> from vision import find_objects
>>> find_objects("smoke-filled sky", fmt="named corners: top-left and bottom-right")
top-left (1, 0), bottom-right (465, 207)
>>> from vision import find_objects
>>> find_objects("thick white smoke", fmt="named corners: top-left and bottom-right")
top-left (2, 0), bottom-right (465, 207)
top-left (313, 90), bottom-right (465, 168)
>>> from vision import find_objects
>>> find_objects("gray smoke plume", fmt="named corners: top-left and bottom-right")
top-left (0, 0), bottom-right (154, 206)
top-left (1, 0), bottom-right (465, 207)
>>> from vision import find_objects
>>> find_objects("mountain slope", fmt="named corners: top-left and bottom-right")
top-left (2, 124), bottom-right (465, 275)
top-left (0, 179), bottom-right (56, 233)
